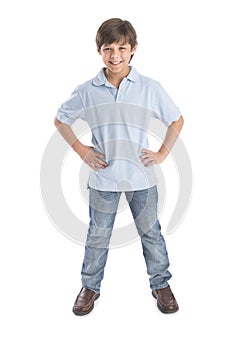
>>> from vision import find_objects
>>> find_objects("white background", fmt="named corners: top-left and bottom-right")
top-left (1, 0), bottom-right (234, 349)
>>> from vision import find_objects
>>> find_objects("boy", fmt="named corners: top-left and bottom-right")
top-left (54, 18), bottom-right (184, 315)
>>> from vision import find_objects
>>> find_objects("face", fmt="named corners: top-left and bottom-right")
top-left (98, 41), bottom-right (137, 76)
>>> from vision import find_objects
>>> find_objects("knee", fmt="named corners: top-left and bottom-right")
top-left (86, 226), bottom-right (112, 248)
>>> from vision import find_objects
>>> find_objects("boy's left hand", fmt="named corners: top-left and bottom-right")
top-left (139, 149), bottom-right (167, 166)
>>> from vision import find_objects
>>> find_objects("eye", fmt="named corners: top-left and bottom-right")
top-left (103, 47), bottom-right (110, 51)
top-left (119, 47), bottom-right (126, 50)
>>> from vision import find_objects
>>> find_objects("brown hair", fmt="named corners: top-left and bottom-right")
top-left (96, 18), bottom-right (138, 51)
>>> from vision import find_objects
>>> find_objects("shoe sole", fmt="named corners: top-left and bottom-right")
top-left (73, 293), bottom-right (100, 316)
top-left (157, 302), bottom-right (179, 314)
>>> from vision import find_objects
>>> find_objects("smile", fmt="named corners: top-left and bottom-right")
top-left (109, 61), bottom-right (122, 66)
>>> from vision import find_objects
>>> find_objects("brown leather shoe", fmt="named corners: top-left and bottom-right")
top-left (72, 287), bottom-right (100, 316)
top-left (152, 285), bottom-right (179, 314)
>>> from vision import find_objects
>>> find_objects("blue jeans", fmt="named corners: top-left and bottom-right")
top-left (81, 186), bottom-right (172, 293)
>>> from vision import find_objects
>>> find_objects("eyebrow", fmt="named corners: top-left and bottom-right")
top-left (103, 43), bottom-right (128, 47)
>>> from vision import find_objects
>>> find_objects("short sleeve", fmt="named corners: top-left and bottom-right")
top-left (153, 83), bottom-right (181, 126)
top-left (55, 88), bottom-right (84, 126)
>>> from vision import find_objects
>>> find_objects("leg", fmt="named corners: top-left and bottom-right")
top-left (125, 186), bottom-right (172, 290)
top-left (81, 188), bottom-right (121, 293)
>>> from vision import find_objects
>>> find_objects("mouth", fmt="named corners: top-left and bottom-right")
top-left (109, 61), bottom-right (122, 66)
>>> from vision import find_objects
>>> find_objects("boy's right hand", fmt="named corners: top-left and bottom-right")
top-left (78, 145), bottom-right (108, 171)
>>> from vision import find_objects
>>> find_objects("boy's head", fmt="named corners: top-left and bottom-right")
top-left (96, 18), bottom-right (138, 63)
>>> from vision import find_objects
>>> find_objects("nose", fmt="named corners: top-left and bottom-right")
top-left (111, 49), bottom-right (120, 59)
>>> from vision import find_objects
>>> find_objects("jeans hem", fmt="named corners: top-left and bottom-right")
top-left (82, 285), bottom-right (100, 294)
top-left (150, 282), bottom-right (169, 291)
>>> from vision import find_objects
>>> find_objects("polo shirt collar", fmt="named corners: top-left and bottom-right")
top-left (92, 66), bottom-right (139, 86)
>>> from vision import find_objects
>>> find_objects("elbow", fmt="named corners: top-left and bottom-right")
top-left (179, 115), bottom-right (184, 126)
top-left (178, 115), bottom-right (184, 131)
top-left (171, 115), bottom-right (184, 130)
top-left (171, 115), bottom-right (184, 134)
top-left (54, 118), bottom-right (61, 128)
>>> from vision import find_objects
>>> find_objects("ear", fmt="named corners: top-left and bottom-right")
top-left (131, 45), bottom-right (137, 54)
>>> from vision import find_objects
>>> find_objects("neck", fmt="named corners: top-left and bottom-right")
top-left (105, 66), bottom-right (131, 88)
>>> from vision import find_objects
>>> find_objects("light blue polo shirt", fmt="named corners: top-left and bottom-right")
top-left (56, 67), bottom-right (181, 191)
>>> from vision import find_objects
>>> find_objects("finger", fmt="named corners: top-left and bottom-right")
top-left (96, 152), bottom-right (106, 159)
top-left (89, 160), bottom-right (106, 170)
top-left (95, 158), bottom-right (108, 166)
top-left (92, 149), bottom-right (106, 159)
top-left (140, 159), bottom-right (153, 166)
top-left (140, 153), bottom-right (152, 159)
top-left (139, 154), bottom-right (153, 162)
top-left (84, 152), bottom-right (106, 166)
top-left (141, 148), bottom-right (149, 153)
top-left (140, 149), bottom-right (152, 156)
top-left (144, 160), bottom-right (156, 167)
top-left (93, 151), bottom-right (108, 165)
top-left (95, 162), bottom-right (107, 169)
top-left (90, 162), bottom-right (104, 171)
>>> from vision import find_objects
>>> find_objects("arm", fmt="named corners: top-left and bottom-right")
top-left (54, 118), bottom-right (108, 170)
top-left (139, 115), bottom-right (184, 166)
